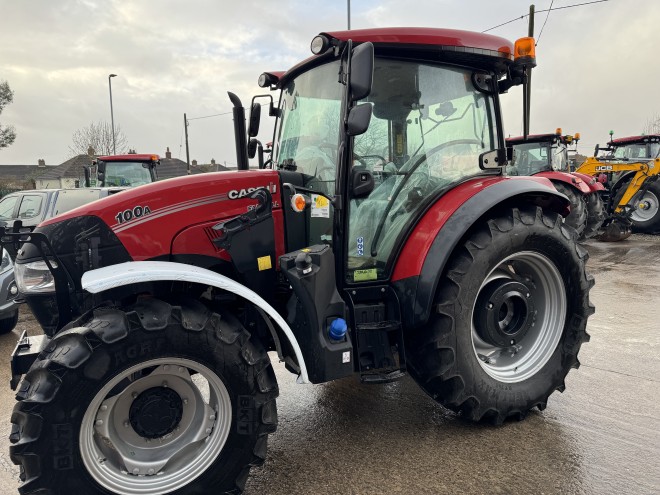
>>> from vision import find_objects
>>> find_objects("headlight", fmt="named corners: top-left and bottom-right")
top-left (15, 260), bottom-right (58, 294)
top-left (0, 250), bottom-right (12, 275)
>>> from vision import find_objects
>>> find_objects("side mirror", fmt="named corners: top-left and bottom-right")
top-left (350, 167), bottom-right (375, 198)
top-left (97, 172), bottom-right (105, 185)
top-left (349, 42), bottom-right (374, 102)
top-left (96, 161), bottom-right (106, 175)
top-left (248, 138), bottom-right (258, 159)
top-left (346, 103), bottom-right (372, 136)
top-left (248, 102), bottom-right (261, 137)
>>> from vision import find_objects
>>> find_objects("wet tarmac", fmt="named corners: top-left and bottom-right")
top-left (0, 235), bottom-right (658, 494)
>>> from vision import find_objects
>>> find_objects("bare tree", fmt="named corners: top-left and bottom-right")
top-left (642, 114), bottom-right (660, 135)
top-left (68, 121), bottom-right (129, 157)
top-left (0, 81), bottom-right (16, 150)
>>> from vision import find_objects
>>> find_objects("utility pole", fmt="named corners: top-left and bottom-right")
top-left (525, 4), bottom-right (535, 137)
top-left (108, 74), bottom-right (117, 154)
top-left (184, 113), bottom-right (191, 174)
top-left (347, 0), bottom-right (351, 30)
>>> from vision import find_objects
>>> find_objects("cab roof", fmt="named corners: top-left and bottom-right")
top-left (98, 154), bottom-right (159, 162)
top-left (277, 27), bottom-right (515, 88)
top-left (610, 135), bottom-right (660, 146)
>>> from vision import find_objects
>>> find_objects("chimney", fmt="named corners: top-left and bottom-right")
top-left (211, 159), bottom-right (215, 165)
top-left (165, 147), bottom-right (172, 159)
top-left (192, 159), bottom-right (198, 166)
top-left (37, 159), bottom-right (46, 167)
top-left (87, 146), bottom-right (95, 156)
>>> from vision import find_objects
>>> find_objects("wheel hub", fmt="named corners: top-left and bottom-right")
top-left (474, 280), bottom-right (535, 347)
top-left (129, 386), bottom-right (183, 439)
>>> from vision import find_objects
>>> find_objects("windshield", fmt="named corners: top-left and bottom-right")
top-left (102, 162), bottom-right (154, 187)
top-left (509, 140), bottom-right (567, 175)
top-left (612, 143), bottom-right (660, 160)
top-left (274, 61), bottom-right (343, 196)
top-left (347, 60), bottom-right (499, 281)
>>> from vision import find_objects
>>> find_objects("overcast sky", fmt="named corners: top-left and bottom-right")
top-left (0, 0), bottom-right (656, 166)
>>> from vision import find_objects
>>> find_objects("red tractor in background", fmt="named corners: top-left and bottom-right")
top-left (507, 130), bottom-right (606, 239)
top-left (4, 28), bottom-right (593, 495)
top-left (84, 153), bottom-right (159, 188)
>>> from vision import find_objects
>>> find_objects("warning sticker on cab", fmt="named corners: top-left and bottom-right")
top-left (311, 194), bottom-right (330, 218)
top-left (353, 268), bottom-right (378, 282)
top-left (257, 255), bottom-right (272, 271)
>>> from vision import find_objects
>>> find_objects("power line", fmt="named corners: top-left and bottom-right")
top-left (536, 0), bottom-right (555, 45)
top-left (187, 110), bottom-right (234, 121)
top-left (482, 0), bottom-right (610, 33)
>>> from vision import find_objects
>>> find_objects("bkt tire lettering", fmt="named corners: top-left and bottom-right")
top-left (115, 205), bottom-right (152, 224)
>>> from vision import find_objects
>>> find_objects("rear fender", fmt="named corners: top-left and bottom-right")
top-left (537, 171), bottom-right (592, 194)
top-left (81, 261), bottom-right (309, 384)
top-left (571, 172), bottom-right (606, 192)
top-left (391, 178), bottom-right (568, 329)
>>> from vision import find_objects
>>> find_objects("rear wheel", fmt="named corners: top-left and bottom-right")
top-left (582, 192), bottom-right (607, 239)
top-left (10, 298), bottom-right (278, 494)
top-left (406, 206), bottom-right (594, 423)
top-left (552, 182), bottom-right (587, 237)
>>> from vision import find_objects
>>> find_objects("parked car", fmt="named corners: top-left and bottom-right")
top-left (0, 249), bottom-right (18, 334)
top-left (0, 187), bottom-right (127, 231)
top-left (0, 187), bottom-right (128, 333)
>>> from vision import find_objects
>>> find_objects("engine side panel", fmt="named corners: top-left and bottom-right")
top-left (536, 171), bottom-right (592, 194)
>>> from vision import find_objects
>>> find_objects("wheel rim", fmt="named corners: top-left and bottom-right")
top-left (471, 251), bottom-right (567, 383)
top-left (80, 357), bottom-right (232, 494)
top-left (630, 190), bottom-right (660, 223)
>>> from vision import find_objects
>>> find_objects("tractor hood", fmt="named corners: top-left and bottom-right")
top-left (40, 170), bottom-right (282, 261)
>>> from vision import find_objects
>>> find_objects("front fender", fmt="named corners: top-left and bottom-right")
top-left (392, 177), bottom-right (568, 329)
top-left (81, 260), bottom-right (309, 384)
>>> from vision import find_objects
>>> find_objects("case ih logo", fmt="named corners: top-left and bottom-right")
top-left (228, 183), bottom-right (277, 200)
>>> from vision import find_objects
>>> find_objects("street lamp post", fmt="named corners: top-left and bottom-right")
top-left (108, 73), bottom-right (117, 155)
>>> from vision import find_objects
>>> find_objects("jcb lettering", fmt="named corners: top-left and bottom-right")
top-left (595, 165), bottom-right (613, 171)
top-left (115, 205), bottom-right (152, 224)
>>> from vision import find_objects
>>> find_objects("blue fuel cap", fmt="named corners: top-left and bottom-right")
top-left (328, 318), bottom-right (347, 341)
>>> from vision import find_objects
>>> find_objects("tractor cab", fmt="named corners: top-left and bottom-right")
top-left (507, 130), bottom-right (579, 175)
top-left (602, 134), bottom-right (660, 161)
top-left (84, 153), bottom-right (159, 187)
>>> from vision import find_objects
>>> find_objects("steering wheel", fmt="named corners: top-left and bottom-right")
top-left (295, 146), bottom-right (337, 193)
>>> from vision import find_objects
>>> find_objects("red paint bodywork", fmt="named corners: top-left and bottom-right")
top-left (392, 176), bottom-right (554, 281)
top-left (42, 171), bottom-right (285, 263)
top-left (571, 171), bottom-right (605, 192)
top-left (325, 28), bottom-right (513, 58)
top-left (536, 171), bottom-right (592, 194)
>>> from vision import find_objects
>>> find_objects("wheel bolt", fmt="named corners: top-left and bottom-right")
top-left (100, 405), bottom-right (107, 412)
top-left (148, 468), bottom-right (155, 475)
top-left (510, 339), bottom-right (515, 345)
top-left (183, 398), bottom-right (189, 405)
top-left (178, 367), bottom-right (184, 373)
top-left (487, 303), bottom-right (494, 309)
top-left (526, 293), bottom-right (530, 298)
top-left (124, 421), bottom-right (130, 428)
top-left (95, 420), bottom-right (103, 426)
top-left (209, 414), bottom-right (216, 421)
top-left (162, 381), bottom-right (168, 388)
top-left (205, 428), bottom-right (212, 435)
top-left (133, 468), bottom-right (139, 475)
top-left (132, 392), bottom-right (138, 399)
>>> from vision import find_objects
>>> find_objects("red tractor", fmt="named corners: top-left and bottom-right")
top-left (507, 131), bottom-right (606, 238)
top-left (4, 28), bottom-right (593, 494)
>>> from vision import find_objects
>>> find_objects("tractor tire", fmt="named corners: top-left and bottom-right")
top-left (552, 182), bottom-right (587, 237)
top-left (0, 309), bottom-right (18, 334)
top-left (406, 206), bottom-right (594, 424)
top-left (629, 181), bottom-right (660, 233)
top-left (10, 298), bottom-right (278, 495)
top-left (582, 192), bottom-right (607, 239)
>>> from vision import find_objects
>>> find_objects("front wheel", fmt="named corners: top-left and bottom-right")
top-left (582, 191), bottom-right (607, 239)
top-left (629, 181), bottom-right (660, 233)
top-left (406, 206), bottom-right (594, 423)
top-left (10, 298), bottom-right (278, 494)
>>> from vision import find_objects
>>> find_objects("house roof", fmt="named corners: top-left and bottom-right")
top-left (157, 158), bottom-right (229, 180)
top-left (35, 154), bottom-right (94, 180)
top-left (0, 165), bottom-right (49, 181)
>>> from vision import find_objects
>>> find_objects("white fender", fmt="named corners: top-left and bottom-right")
top-left (81, 261), bottom-right (309, 384)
